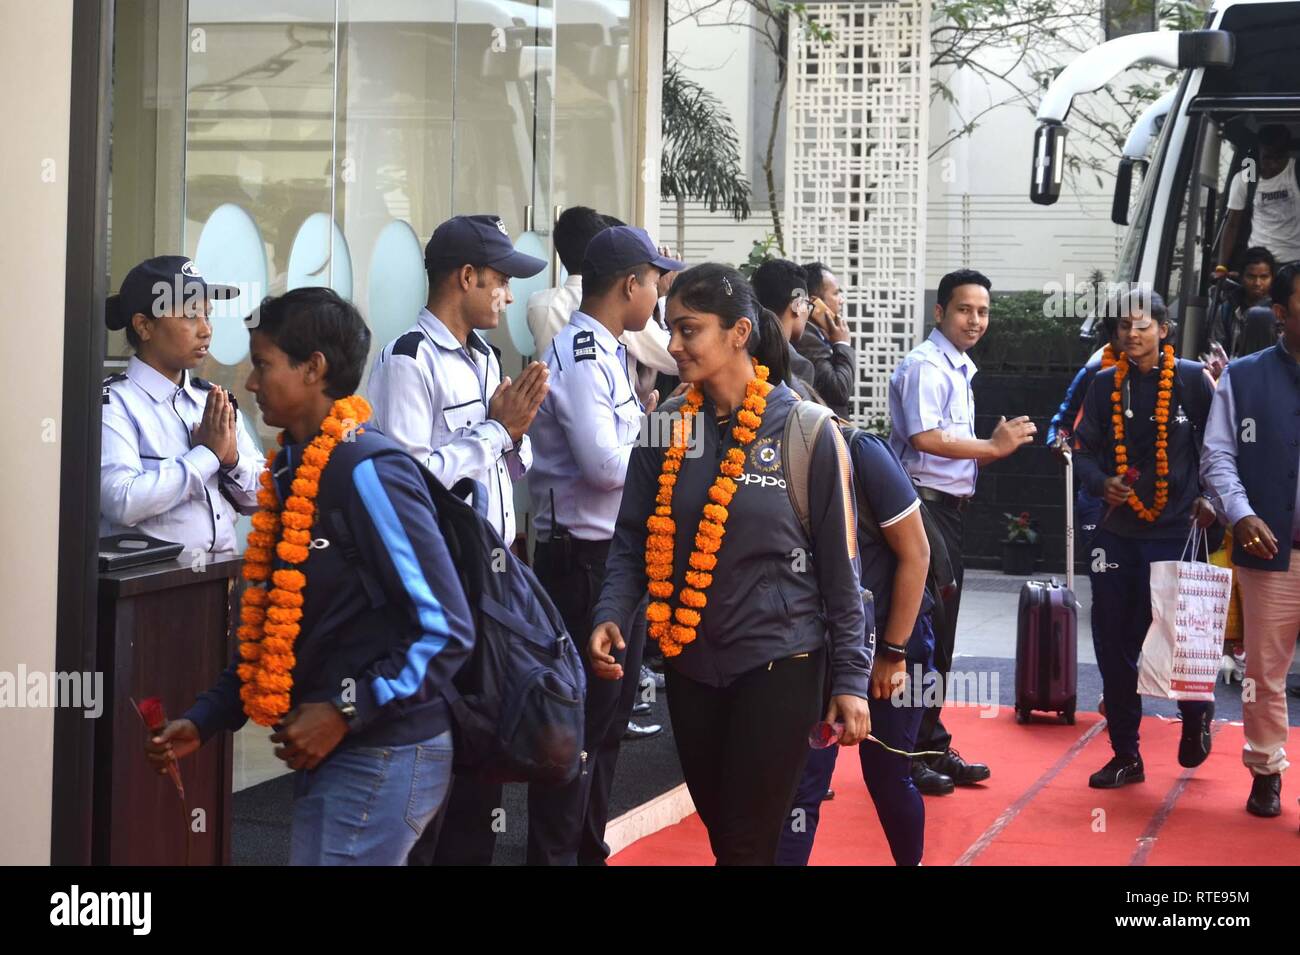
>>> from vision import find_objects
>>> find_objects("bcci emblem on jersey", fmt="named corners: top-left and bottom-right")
top-left (749, 436), bottom-right (781, 473)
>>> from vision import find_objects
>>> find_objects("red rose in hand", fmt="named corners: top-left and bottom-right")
top-left (138, 696), bottom-right (167, 732)
top-left (134, 696), bottom-right (185, 800)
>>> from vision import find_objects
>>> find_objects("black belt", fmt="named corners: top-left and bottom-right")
top-left (534, 536), bottom-right (612, 567)
top-left (915, 486), bottom-right (971, 512)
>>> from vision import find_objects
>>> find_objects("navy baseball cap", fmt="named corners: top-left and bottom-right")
top-left (424, 214), bottom-right (546, 279)
top-left (581, 226), bottom-right (685, 278)
top-left (106, 255), bottom-right (239, 331)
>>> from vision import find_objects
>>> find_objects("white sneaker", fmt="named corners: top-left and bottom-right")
top-left (1220, 649), bottom-right (1245, 685)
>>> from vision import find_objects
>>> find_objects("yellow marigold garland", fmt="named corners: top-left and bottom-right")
top-left (645, 362), bottom-right (772, 657)
top-left (1112, 344), bottom-right (1174, 523)
top-left (237, 395), bottom-right (372, 725)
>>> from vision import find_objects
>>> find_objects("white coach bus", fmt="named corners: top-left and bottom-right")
top-left (1031, 0), bottom-right (1300, 354)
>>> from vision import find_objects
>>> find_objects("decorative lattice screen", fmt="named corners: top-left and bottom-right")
top-left (784, 0), bottom-right (930, 427)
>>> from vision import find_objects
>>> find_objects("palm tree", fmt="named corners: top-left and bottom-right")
top-left (661, 60), bottom-right (752, 257)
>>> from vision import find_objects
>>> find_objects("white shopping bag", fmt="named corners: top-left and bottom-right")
top-left (1136, 527), bottom-right (1232, 702)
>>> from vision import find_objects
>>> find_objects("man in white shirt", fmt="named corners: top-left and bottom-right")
top-left (526, 207), bottom-right (677, 404)
top-left (369, 214), bottom-right (549, 868)
top-left (1218, 125), bottom-right (1300, 269)
top-left (368, 214), bottom-right (548, 548)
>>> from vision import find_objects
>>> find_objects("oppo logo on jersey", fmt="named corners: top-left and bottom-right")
top-left (738, 472), bottom-right (787, 489)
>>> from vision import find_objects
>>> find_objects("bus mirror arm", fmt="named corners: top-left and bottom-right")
top-left (1111, 158), bottom-right (1140, 226)
top-left (1031, 30), bottom-right (1233, 207)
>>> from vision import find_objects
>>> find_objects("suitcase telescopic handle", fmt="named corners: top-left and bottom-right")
top-left (1060, 442), bottom-right (1075, 592)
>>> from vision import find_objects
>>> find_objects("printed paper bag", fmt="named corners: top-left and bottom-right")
top-left (1137, 529), bottom-right (1232, 702)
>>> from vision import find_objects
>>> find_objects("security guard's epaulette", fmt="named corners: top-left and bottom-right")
top-left (190, 374), bottom-right (239, 411)
top-left (101, 372), bottom-right (127, 405)
top-left (573, 330), bottom-right (597, 362)
top-left (392, 331), bottom-right (424, 359)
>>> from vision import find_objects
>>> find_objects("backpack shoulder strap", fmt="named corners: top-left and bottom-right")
top-left (782, 400), bottom-right (836, 538)
top-left (323, 445), bottom-right (411, 609)
top-left (837, 424), bottom-right (883, 544)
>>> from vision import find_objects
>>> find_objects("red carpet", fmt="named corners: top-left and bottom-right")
top-left (610, 706), bottom-right (1300, 865)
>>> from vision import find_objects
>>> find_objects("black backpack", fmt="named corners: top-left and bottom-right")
top-left (332, 450), bottom-right (587, 786)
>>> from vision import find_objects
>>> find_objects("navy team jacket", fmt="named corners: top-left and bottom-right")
top-left (183, 428), bottom-right (475, 749)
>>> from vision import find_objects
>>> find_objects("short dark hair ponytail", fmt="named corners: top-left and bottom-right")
top-left (666, 263), bottom-right (787, 376)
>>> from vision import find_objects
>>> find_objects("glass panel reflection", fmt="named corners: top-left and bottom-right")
top-left (554, 0), bottom-right (635, 224)
top-left (183, 0), bottom-right (337, 446)
top-left (335, 0), bottom-right (456, 357)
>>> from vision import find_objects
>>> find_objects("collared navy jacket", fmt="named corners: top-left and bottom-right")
top-left (1074, 359), bottom-right (1214, 540)
top-left (183, 428), bottom-right (475, 748)
top-left (594, 383), bottom-right (871, 699)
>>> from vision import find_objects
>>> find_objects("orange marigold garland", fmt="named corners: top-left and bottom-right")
top-left (237, 395), bottom-right (372, 725)
top-left (1112, 344), bottom-right (1174, 523)
top-left (645, 362), bottom-right (772, 658)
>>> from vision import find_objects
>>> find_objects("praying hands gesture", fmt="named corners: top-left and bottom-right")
top-left (192, 386), bottom-right (238, 467)
top-left (489, 361), bottom-right (549, 444)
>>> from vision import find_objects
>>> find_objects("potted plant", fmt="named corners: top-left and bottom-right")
top-left (1001, 511), bottom-right (1040, 575)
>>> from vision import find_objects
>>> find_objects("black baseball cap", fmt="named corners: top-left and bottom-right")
top-left (424, 214), bottom-right (546, 278)
top-left (106, 255), bottom-right (239, 331)
top-left (581, 226), bottom-right (685, 278)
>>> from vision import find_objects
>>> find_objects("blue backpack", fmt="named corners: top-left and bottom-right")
top-left (333, 449), bottom-right (587, 786)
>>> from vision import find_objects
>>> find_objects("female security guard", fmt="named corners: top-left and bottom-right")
top-left (100, 255), bottom-right (263, 556)
top-left (589, 263), bottom-right (871, 865)
top-left (1074, 290), bottom-right (1218, 789)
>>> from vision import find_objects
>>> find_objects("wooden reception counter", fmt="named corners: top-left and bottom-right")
top-left (94, 556), bottom-right (242, 865)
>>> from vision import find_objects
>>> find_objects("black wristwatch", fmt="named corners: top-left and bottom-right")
top-left (331, 695), bottom-right (358, 724)
top-left (878, 641), bottom-right (908, 661)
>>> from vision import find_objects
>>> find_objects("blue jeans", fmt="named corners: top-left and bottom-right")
top-left (289, 730), bottom-right (453, 865)
top-left (776, 615), bottom-right (935, 866)
top-left (1089, 530), bottom-right (1211, 758)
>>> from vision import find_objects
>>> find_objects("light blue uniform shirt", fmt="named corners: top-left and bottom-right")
top-left (1200, 363), bottom-right (1300, 541)
top-left (100, 355), bottom-right (263, 556)
top-left (367, 308), bottom-right (531, 544)
top-left (888, 328), bottom-right (979, 497)
top-left (528, 311), bottom-right (643, 541)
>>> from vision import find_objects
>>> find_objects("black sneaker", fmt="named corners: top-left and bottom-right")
top-left (929, 748), bottom-right (991, 785)
top-left (1245, 774), bottom-right (1282, 817)
top-left (1178, 702), bottom-right (1214, 768)
top-left (910, 760), bottom-right (955, 796)
top-left (1088, 754), bottom-right (1145, 789)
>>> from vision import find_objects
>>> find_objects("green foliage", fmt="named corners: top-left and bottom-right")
top-left (1003, 510), bottom-right (1040, 544)
top-left (929, 0), bottom-right (1202, 177)
top-left (863, 414), bottom-right (891, 438)
top-left (661, 61), bottom-right (752, 220)
top-left (967, 290), bottom-right (1094, 373)
top-left (737, 233), bottom-right (780, 280)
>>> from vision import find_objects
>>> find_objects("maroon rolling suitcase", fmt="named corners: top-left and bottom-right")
top-left (1014, 443), bottom-right (1079, 725)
